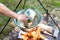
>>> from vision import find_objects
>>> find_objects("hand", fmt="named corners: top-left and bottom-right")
top-left (17, 14), bottom-right (29, 24)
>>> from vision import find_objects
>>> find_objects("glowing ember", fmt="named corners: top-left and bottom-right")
top-left (20, 27), bottom-right (46, 40)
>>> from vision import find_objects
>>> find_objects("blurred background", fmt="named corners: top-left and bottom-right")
top-left (0, 0), bottom-right (60, 40)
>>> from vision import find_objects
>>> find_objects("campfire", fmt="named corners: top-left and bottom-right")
top-left (20, 26), bottom-right (46, 40)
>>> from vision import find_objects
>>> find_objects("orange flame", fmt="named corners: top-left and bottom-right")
top-left (21, 27), bottom-right (46, 40)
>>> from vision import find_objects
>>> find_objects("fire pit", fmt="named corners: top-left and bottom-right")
top-left (17, 23), bottom-right (54, 40)
top-left (18, 26), bottom-right (46, 40)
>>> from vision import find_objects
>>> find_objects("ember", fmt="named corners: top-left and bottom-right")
top-left (20, 27), bottom-right (46, 40)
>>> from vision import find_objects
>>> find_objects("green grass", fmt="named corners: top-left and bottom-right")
top-left (53, 1), bottom-right (60, 7)
top-left (0, 15), bottom-right (8, 26)
top-left (0, 26), bottom-right (12, 40)
top-left (0, 21), bottom-right (3, 26)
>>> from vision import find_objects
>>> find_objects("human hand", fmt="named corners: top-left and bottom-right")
top-left (16, 14), bottom-right (29, 24)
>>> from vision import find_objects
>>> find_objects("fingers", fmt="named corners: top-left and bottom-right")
top-left (23, 15), bottom-right (31, 24)
top-left (23, 17), bottom-right (28, 24)
top-left (17, 14), bottom-right (31, 25)
top-left (25, 15), bottom-right (29, 18)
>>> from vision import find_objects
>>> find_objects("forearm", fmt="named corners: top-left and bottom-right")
top-left (0, 3), bottom-right (18, 19)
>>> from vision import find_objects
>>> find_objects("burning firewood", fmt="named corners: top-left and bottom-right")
top-left (20, 26), bottom-right (46, 40)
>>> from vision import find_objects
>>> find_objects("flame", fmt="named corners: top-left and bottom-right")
top-left (21, 27), bottom-right (46, 40)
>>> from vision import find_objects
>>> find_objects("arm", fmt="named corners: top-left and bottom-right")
top-left (0, 3), bottom-right (17, 19)
top-left (0, 3), bottom-right (28, 23)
